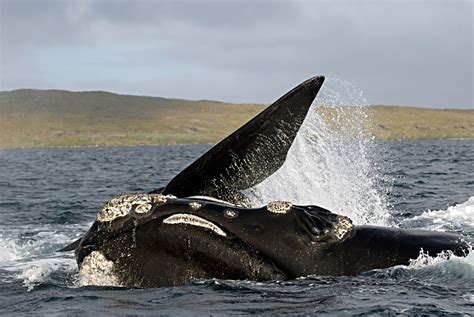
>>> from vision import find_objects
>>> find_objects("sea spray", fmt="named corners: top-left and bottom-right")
top-left (402, 196), bottom-right (474, 234)
top-left (245, 78), bottom-right (391, 225)
top-left (407, 247), bottom-right (474, 281)
top-left (0, 225), bottom-right (80, 289)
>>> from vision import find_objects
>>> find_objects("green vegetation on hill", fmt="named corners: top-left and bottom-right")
top-left (0, 89), bottom-right (472, 148)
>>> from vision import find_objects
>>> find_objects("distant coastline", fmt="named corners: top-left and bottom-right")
top-left (1, 89), bottom-right (473, 149)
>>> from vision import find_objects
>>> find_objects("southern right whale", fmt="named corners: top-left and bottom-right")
top-left (62, 76), bottom-right (471, 288)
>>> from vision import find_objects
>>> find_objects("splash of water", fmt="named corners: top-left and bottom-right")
top-left (0, 225), bottom-right (81, 290)
top-left (407, 248), bottom-right (474, 280)
top-left (245, 78), bottom-right (391, 225)
top-left (404, 196), bottom-right (474, 233)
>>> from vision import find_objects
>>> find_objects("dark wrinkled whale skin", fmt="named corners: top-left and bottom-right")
top-left (70, 197), bottom-right (470, 288)
top-left (319, 225), bottom-right (470, 276)
top-left (62, 75), bottom-right (471, 288)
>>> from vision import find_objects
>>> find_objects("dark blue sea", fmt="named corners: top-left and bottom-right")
top-left (1, 140), bottom-right (473, 316)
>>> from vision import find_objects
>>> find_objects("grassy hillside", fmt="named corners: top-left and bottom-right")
top-left (369, 105), bottom-right (474, 140)
top-left (0, 89), bottom-right (472, 148)
top-left (0, 89), bottom-right (263, 147)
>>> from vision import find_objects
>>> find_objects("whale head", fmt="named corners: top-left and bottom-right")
top-left (74, 194), bottom-right (352, 287)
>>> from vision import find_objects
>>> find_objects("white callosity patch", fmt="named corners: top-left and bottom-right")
top-left (135, 203), bottom-right (152, 214)
top-left (332, 216), bottom-right (353, 240)
top-left (78, 251), bottom-right (120, 287)
top-left (97, 194), bottom-right (176, 222)
top-left (266, 201), bottom-right (293, 214)
top-left (97, 198), bottom-right (130, 222)
top-left (188, 202), bottom-right (202, 210)
top-left (163, 213), bottom-right (227, 237)
top-left (224, 209), bottom-right (238, 219)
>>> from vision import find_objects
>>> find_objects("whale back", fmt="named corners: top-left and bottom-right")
top-left (156, 76), bottom-right (325, 205)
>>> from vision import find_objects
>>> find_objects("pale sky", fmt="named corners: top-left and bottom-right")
top-left (1, 0), bottom-right (473, 108)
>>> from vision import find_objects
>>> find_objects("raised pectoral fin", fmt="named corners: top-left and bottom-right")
top-left (160, 76), bottom-right (325, 204)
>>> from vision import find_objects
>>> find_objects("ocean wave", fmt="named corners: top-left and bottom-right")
top-left (404, 196), bottom-right (474, 233)
top-left (405, 248), bottom-right (474, 281)
top-left (0, 225), bottom-right (82, 263)
top-left (0, 224), bottom-right (84, 290)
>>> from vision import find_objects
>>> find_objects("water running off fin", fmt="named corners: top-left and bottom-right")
top-left (154, 76), bottom-right (325, 205)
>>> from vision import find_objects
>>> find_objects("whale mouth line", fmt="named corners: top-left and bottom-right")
top-left (187, 196), bottom-right (236, 206)
top-left (162, 213), bottom-right (228, 237)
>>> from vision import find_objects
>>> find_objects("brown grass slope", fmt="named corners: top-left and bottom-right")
top-left (369, 105), bottom-right (474, 140)
top-left (0, 89), bottom-right (472, 148)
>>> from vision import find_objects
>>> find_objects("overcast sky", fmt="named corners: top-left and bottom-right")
top-left (1, 0), bottom-right (472, 108)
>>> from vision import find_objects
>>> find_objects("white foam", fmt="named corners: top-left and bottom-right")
top-left (0, 226), bottom-right (80, 264)
top-left (406, 248), bottom-right (474, 279)
top-left (245, 78), bottom-right (391, 225)
top-left (17, 257), bottom-right (76, 291)
top-left (0, 235), bottom-right (25, 262)
top-left (406, 196), bottom-right (474, 231)
top-left (0, 225), bottom-right (83, 290)
top-left (18, 265), bottom-right (53, 290)
top-left (463, 293), bottom-right (474, 303)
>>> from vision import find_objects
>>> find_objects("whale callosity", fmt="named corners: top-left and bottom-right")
top-left (97, 194), bottom-right (176, 223)
top-left (162, 213), bottom-right (227, 237)
top-left (266, 201), bottom-right (293, 214)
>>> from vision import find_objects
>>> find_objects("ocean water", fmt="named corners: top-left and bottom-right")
top-left (0, 139), bottom-right (473, 315)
